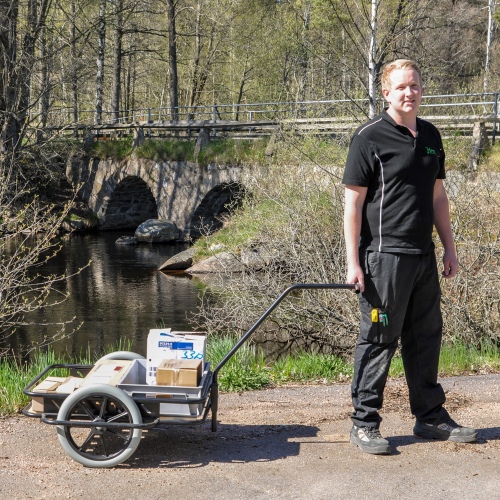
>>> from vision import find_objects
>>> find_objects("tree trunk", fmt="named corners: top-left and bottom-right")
top-left (111, 0), bottom-right (124, 123)
top-left (38, 24), bottom-right (50, 142)
top-left (95, 0), bottom-right (106, 125)
top-left (166, 0), bottom-right (179, 121)
top-left (69, 0), bottom-right (79, 125)
top-left (297, 1), bottom-right (311, 105)
top-left (368, 0), bottom-right (379, 119)
top-left (0, 0), bottom-right (50, 155)
top-left (187, 0), bottom-right (202, 119)
top-left (484, 0), bottom-right (496, 93)
top-left (0, 0), bottom-right (20, 154)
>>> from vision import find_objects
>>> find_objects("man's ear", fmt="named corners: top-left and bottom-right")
top-left (381, 88), bottom-right (390, 102)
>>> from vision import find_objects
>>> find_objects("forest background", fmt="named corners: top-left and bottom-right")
top-left (2, 0), bottom-right (500, 142)
top-left (0, 0), bottom-right (499, 369)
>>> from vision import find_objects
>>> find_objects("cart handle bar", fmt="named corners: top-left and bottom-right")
top-left (213, 283), bottom-right (355, 378)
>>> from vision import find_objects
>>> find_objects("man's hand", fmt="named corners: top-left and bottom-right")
top-left (442, 250), bottom-right (459, 279)
top-left (347, 263), bottom-right (365, 293)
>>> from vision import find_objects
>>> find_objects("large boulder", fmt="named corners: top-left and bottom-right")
top-left (240, 246), bottom-right (276, 271)
top-left (158, 247), bottom-right (197, 271)
top-left (135, 219), bottom-right (180, 243)
top-left (186, 252), bottom-right (246, 274)
top-left (185, 245), bottom-right (278, 274)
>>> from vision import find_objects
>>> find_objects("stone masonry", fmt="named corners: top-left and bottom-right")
top-left (67, 157), bottom-right (245, 238)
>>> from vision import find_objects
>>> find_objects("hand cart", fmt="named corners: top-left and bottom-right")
top-left (23, 284), bottom-right (354, 468)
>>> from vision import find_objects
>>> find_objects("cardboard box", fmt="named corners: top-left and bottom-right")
top-left (117, 359), bottom-right (207, 418)
top-left (146, 329), bottom-right (206, 385)
top-left (56, 376), bottom-right (82, 393)
top-left (31, 376), bottom-right (72, 413)
top-left (80, 359), bottom-right (133, 387)
top-left (156, 359), bottom-right (202, 387)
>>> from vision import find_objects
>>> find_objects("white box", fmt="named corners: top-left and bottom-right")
top-left (146, 329), bottom-right (206, 385)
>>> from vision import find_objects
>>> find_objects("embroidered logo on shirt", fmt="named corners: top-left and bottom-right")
top-left (425, 146), bottom-right (436, 155)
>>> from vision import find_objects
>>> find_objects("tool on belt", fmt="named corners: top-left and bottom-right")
top-left (372, 308), bottom-right (388, 327)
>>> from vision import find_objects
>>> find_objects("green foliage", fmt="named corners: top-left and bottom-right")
top-left (272, 351), bottom-right (353, 384)
top-left (1, 339), bottom-right (499, 415)
top-left (272, 133), bottom-right (350, 167)
top-left (207, 335), bottom-right (270, 392)
top-left (442, 137), bottom-right (473, 171)
top-left (197, 139), bottom-right (268, 166)
top-left (135, 139), bottom-right (194, 162)
top-left (0, 339), bottom-right (135, 415)
top-left (90, 138), bottom-right (133, 160)
top-left (192, 197), bottom-right (276, 261)
top-left (389, 341), bottom-right (500, 378)
top-left (483, 143), bottom-right (500, 172)
top-left (88, 137), bottom-right (268, 165)
top-left (0, 350), bottom-right (65, 415)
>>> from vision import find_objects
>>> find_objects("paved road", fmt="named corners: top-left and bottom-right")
top-left (1, 374), bottom-right (499, 499)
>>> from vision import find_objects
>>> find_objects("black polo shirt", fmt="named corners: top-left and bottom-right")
top-left (342, 110), bottom-right (445, 254)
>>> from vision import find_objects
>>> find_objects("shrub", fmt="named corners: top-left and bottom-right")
top-left (193, 132), bottom-right (499, 357)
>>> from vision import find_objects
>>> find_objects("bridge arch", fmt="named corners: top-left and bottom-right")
top-left (70, 157), bottom-right (246, 235)
top-left (187, 182), bottom-right (246, 240)
top-left (100, 176), bottom-right (158, 229)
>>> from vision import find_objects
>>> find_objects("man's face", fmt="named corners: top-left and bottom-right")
top-left (382, 68), bottom-right (423, 116)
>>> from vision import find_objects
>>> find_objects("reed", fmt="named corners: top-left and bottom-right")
top-left (2, 338), bottom-right (498, 415)
top-left (389, 341), bottom-right (500, 378)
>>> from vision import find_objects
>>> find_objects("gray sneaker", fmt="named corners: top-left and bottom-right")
top-left (413, 419), bottom-right (478, 443)
top-left (350, 425), bottom-right (391, 455)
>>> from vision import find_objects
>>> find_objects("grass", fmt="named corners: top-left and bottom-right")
top-left (90, 138), bottom-right (133, 160)
top-left (2, 337), bottom-right (498, 416)
top-left (135, 139), bottom-right (194, 162)
top-left (88, 137), bottom-right (268, 165)
top-left (198, 138), bottom-right (267, 166)
top-left (272, 351), bottom-right (354, 384)
top-left (0, 339), bottom-right (134, 415)
top-left (206, 335), bottom-right (271, 392)
top-left (484, 142), bottom-right (500, 172)
top-left (389, 341), bottom-right (500, 378)
top-left (192, 198), bottom-right (276, 261)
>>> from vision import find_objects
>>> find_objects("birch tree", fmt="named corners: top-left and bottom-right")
top-left (484, 0), bottom-right (496, 92)
top-left (94, 0), bottom-right (107, 124)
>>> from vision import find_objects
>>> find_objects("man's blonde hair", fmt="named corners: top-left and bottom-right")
top-left (381, 59), bottom-right (422, 91)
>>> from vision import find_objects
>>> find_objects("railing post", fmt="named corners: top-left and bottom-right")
top-left (212, 104), bottom-right (217, 139)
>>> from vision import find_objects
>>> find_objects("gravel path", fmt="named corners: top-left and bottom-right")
top-left (1, 374), bottom-right (499, 499)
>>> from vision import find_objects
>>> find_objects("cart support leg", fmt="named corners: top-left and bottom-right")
top-left (211, 380), bottom-right (218, 432)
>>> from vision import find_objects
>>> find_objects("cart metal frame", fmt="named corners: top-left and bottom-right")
top-left (23, 283), bottom-right (354, 467)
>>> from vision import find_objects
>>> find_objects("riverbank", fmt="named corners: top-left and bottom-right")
top-left (2, 373), bottom-right (499, 499)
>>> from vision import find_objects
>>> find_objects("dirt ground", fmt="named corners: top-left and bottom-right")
top-left (1, 374), bottom-right (499, 500)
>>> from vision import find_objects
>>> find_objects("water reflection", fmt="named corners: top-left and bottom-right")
top-left (7, 232), bottom-right (201, 358)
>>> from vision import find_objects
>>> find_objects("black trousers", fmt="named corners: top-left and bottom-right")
top-left (351, 250), bottom-right (450, 428)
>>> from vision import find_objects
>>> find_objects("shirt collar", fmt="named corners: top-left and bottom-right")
top-left (381, 109), bottom-right (420, 135)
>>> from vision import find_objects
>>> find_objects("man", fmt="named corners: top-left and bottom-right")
top-left (342, 59), bottom-right (477, 455)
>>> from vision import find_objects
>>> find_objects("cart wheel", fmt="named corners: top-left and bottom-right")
top-left (56, 384), bottom-right (142, 468)
top-left (97, 351), bottom-right (145, 362)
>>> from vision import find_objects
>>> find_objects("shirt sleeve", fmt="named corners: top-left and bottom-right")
top-left (342, 133), bottom-right (376, 186)
top-left (437, 134), bottom-right (446, 180)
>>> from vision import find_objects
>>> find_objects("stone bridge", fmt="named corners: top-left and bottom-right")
top-left (67, 157), bottom-right (246, 240)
